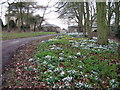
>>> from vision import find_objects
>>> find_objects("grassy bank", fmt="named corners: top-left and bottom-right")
top-left (2, 32), bottom-right (56, 40)
top-left (3, 35), bottom-right (119, 88)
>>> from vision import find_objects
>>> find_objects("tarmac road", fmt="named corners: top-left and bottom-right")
top-left (2, 34), bottom-right (60, 72)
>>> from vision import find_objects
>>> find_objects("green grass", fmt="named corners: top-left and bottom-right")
top-left (34, 35), bottom-right (119, 88)
top-left (2, 32), bottom-right (56, 40)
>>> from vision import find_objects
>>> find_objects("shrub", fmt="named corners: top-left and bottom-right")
top-left (8, 20), bottom-right (16, 28)
top-left (115, 25), bottom-right (120, 38)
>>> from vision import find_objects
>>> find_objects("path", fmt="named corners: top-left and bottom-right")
top-left (2, 34), bottom-right (59, 71)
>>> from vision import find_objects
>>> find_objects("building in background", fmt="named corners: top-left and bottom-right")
top-left (68, 25), bottom-right (79, 33)
top-left (42, 24), bottom-right (61, 33)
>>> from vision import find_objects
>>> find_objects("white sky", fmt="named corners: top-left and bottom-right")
top-left (0, 0), bottom-right (68, 29)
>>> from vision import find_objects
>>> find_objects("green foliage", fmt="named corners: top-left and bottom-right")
top-left (34, 35), bottom-right (119, 88)
top-left (8, 20), bottom-right (16, 28)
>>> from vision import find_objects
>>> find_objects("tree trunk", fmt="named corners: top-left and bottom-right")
top-left (34, 22), bottom-right (36, 32)
top-left (86, 2), bottom-right (92, 39)
top-left (96, 2), bottom-right (108, 45)
top-left (80, 2), bottom-right (84, 32)
top-left (115, 2), bottom-right (119, 31)
top-left (7, 4), bottom-right (10, 32)
top-left (16, 17), bottom-right (21, 32)
top-left (83, 2), bottom-right (86, 37)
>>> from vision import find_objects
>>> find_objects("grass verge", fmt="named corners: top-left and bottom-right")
top-left (2, 32), bottom-right (56, 40)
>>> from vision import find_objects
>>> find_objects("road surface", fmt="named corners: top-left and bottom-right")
top-left (2, 34), bottom-right (59, 71)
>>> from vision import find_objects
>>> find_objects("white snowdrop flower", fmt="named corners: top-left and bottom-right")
top-left (54, 67), bottom-right (63, 72)
top-left (60, 71), bottom-right (65, 76)
top-left (24, 67), bottom-right (27, 70)
top-left (45, 55), bottom-right (51, 59)
top-left (93, 37), bottom-right (97, 39)
top-left (56, 47), bottom-right (62, 50)
top-left (29, 58), bottom-right (33, 62)
top-left (84, 74), bottom-right (87, 77)
top-left (59, 85), bottom-right (65, 88)
top-left (78, 65), bottom-right (82, 68)
top-left (48, 70), bottom-right (53, 73)
top-left (42, 61), bottom-right (47, 64)
top-left (17, 63), bottom-right (20, 65)
top-left (18, 77), bottom-right (20, 79)
top-left (73, 45), bottom-right (79, 47)
top-left (34, 68), bottom-right (37, 71)
top-left (18, 72), bottom-right (21, 75)
top-left (59, 57), bottom-right (64, 61)
top-left (75, 82), bottom-right (84, 87)
top-left (80, 72), bottom-right (83, 74)
top-left (83, 56), bottom-right (87, 58)
top-left (99, 45), bottom-right (103, 48)
top-left (59, 53), bottom-right (63, 55)
top-left (73, 56), bottom-right (77, 58)
top-left (48, 64), bottom-right (55, 68)
top-left (50, 76), bottom-right (53, 79)
top-left (54, 68), bottom-right (59, 72)
top-left (92, 71), bottom-right (98, 75)
top-left (67, 70), bottom-right (77, 74)
top-left (68, 56), bottom-right (72, 58)
top-left (52, 44), bottom-right (56, 47)
top-left (69, 40), bottom-right (73, 42)
top-left (76, 52), bottom-right (81, 56)
top-left (48, 39), bottom-right (56, 41)
top-left (62, 76), bottom-right (72, 82)
top-left (41, 41), bottom-right (44, 43)
top-left (50, 47), bottom-right (55, 50)
top-left (111, 79), bottom-right (115, 83)
top-left (44, 71), bottom-right (47, 74)
top-left (95, 76), bottom-right (98, 80)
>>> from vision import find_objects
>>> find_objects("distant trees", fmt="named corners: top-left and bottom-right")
top-left (4, 0), bottom-right (46, 32)
top-left (27, 14), bottom-right (42, 32)
top-left (56, 2), bottom-right (84, 32)
top-left (57, 0), bottom-right (119, 45)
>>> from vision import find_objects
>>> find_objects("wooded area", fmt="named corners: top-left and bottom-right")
top-left (56, 1), bottom-right (120, 44)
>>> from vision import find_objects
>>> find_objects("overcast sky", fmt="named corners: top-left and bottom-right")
top-left (0, 0), bottom-right (68, 29)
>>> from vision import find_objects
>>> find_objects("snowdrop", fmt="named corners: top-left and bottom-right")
top-left (41, 41), bottom-right (44, 43)
top-left (50, 47), bottom-right (55, 50)
top-left (59, 53), bottom-right (64, 55)
top-left (73, 45), bottom-right (79, 48)
top-left (42, 61), bottom-right (48, 65)
top-left (67, 70), bottom-right (77, 74)
top-left (24, 67), bottom-right (27, 70)
top-left (69, 40), bottom-right (74, 42)
top-left (45, 55), bottom-right (51, 60)
top-left (28, 58), bottom-right (33, 62)
top-left (76, 52), bottom-right (81, 56)
top-left (93, 37), bottom-right (97, 39)
top-left (68, 56), bottom-right (73, 58)
top-left (48, 39), bottom-right (57, 41)
top-left (62, 76), bottom-right (73, 82)
top-left (56, 47), bottom-right (62, 50)
top-left (48, 64), bottom-right (54, 68)
top-left (75, 82), bottom-right (85, 88)
top-left (78, 65), bottom-right (83, 68)
top-left (73, 56), bottom-right (77, 59)
top-left (49, 44), bottom-right (57, 48)
top-left (59, 57), bottom-right (64, 61)
top-left (98, 45), bottom-right (103, 49)
top-left (29, 66), bottom-right (34, 70)
top-left (60, 71), bottom-right (65, 76)
top-left (54, 67), bottom-right (63, 72)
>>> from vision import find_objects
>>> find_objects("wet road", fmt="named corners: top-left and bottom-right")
top-left (2, 34), bottom-right (59, 71)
